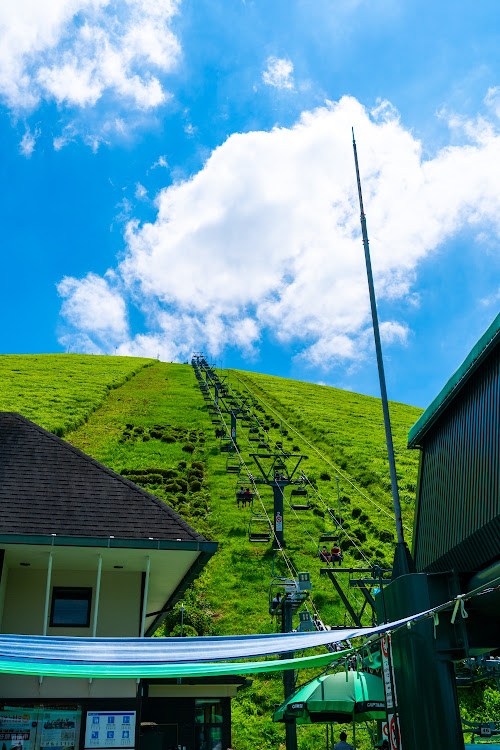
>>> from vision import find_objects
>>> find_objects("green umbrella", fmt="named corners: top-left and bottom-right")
top-left (273, 670), bottom-right (386, 725)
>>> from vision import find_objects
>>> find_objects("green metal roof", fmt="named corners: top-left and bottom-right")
top-left (408, 312), bottom-right (500, 448)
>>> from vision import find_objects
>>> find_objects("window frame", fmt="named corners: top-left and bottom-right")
top-left (49, 586), bottom-right (92, 628)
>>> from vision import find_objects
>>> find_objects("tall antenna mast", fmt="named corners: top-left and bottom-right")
top-left (352, 129), bottom-right (408, 560)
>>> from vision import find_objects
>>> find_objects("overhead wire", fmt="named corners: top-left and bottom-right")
top-left (230, 370), bottom-right (412, 534)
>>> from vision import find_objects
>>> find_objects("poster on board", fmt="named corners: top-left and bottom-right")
top-left (0, 708), bottom-right (39, 750)
top-left (38, 710), bottom-right (81, 750)
top-left (85, 713), bottom-right (135, 749)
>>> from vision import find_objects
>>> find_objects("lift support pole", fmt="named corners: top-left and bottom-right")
top-left (281, 596), bottom-right (297, 750)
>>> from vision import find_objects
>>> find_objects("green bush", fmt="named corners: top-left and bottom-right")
top-left (352, 507), bottom-right (362, 519)
top-left (182, 443), bottom-right (195, 453)
top-left (190, 480), bottom-right (202, 492)
top-left (320, 472), bottom-right (331, 481)
top-left (161, 434), bottom-right (176, 443)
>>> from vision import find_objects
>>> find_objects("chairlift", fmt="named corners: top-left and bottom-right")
top-left (319, 532), bottom-right (338, 544)
top-left (220, 438), bottom-right (235, 453)
top-left (236, 481), bottom-right (255, 508)
top-left (268, 573), bottom-right (311, 616)
top-left (258, 442), bottom-right (270, 450)
top-left (290, 485), bottom-right (311, 511)
top-left (226, 455), bottom-right (242, 475)
top-left (248, 515), bottom-right (272, 543)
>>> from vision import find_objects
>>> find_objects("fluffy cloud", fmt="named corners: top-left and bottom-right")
top-left (19, 125), bottom-right (39, 157)
top-left (262, 56), bottom-right (294, 90)
top-left (58, 273), bottom-right (129, 346)
top-left (58, 96), bottom-right (500, 365)
top-left (0, 0), bottom-right (180, 121)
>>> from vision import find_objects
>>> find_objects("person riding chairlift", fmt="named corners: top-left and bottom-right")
top-left (237, 487), bottom-right (245, 509)
top-left (319, 545), bottom-right (330, 563)
top-left (270, 591), bottom-right (282, 622)
top-left (330, 544), bottom-right (343, 566)
top-left (244, 487), bottom-right (252, 506)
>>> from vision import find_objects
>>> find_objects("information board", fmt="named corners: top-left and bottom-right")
top-left (0, 708), bottom-right (38, 750)
top-left (84, 713), bottom-right (135, 749)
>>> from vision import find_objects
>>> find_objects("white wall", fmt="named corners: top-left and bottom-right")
top-left (1, 568), bottom-right (142, 636)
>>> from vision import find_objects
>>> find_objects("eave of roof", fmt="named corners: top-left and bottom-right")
top-left (408, 312), bottom-right (500, 448)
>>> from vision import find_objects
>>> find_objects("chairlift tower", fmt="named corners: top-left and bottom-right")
top-left (250, 452), bottom-right (307, 548)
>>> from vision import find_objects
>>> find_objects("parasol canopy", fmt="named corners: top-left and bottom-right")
top-left (273, 670), bottom-right (386, 725)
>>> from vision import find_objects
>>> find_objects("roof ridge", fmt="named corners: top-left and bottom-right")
top-left (2, 412), bottom-right (206, 543)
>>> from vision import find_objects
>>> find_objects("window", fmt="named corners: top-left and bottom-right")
top-left (194, 700), bottom-right (223, 750)
top-left (50, 587), bottom-right (92, 627)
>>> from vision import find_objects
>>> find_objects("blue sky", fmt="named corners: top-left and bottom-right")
top-left (1, 0), bottom-right (500, 409)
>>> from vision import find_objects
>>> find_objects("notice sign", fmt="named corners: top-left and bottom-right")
top-left (85, 713), bottom-right (135, 749)
top-left (39, 710), bottom-right (81, 750)
top-left (0, 708), bottom-right (38, 750)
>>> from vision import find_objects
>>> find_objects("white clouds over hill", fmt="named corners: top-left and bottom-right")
top-left (0, 0), bottom-right (180, 114)
top-left (57, 96), bottom-right (500, 363)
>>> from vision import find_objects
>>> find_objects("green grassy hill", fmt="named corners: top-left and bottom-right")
top-left (0, 355), bottom-right (426, 749)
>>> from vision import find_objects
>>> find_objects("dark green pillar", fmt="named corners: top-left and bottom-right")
top-left (381, 572), bottom-right (467, 750)
top-left (281, 596), bottom-right (297, 750)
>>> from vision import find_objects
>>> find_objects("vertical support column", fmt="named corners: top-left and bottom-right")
top-left (89, 554), bottom-right (103, 685)
top-left (92, 555), bottom-right (102, 637)
top-left (40, 551), bottom-right (53, 685)
top-left (214, 384), bottom-right (219, 406)
top-left (273, 483), bottom-right (285, 548)
top-left (281, 597), bottom-right (297, 750)
top-left (140, 557), bottom-right (151, 637)
top-left (230, 411), bottom-right (237, 447)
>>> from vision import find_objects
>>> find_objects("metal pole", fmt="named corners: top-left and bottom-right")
top-left (352, 129), bottom-right (405, 547)
top-left (281, 597), bottom-right (297, 750)
top-left (180, 603), bottom-right (185, 637)
top-left (40, 551), bottom-right (53, 685)
top-left (140, 556), bottom-right (150, 637)
top-left (336, 476), bottom-right (341, 526)
top-left (92, 555), bottom-right (102, 637)
top-left (273, 483), bottom-right (285, 548)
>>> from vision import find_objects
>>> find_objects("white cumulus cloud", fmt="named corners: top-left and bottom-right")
top-left (57, 273), bottom-right (129, 347)
top-left (0, 0), bottom-right (181, 142)
top-left (262, 56), bottom-right (294, 90)
top-left (57, 96), bottom-right (500, 366)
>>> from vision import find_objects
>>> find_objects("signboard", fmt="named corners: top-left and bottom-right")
top-left (85, 713), bottom-right (135, 749)
top-left (275, 512), bottom-right (283, 532)
top-left (0, 708), bottom-right (39, 750)
top-left (38, 710), bottom-right (80, 750)
top-left (380, 636), bottom-right (402, 749)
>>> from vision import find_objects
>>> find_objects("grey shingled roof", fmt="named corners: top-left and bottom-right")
top-left (0, 412), bottom-right (207, 542)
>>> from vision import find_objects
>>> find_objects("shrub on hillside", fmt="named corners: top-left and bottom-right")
top-left (379, 530), bottom-right (394, 543)
top-left (161, 434), bottom-right (176, 443)
top-left (182, 443), bottom-right (195, 453)
top-left (351, 507), bottom-right (362, 519)
top-left (320, 472), bottom-right (331, 481)
top-left (190, 480), bottom-right (202, 492)
top-left (191, 461), bottom-right (203, 471)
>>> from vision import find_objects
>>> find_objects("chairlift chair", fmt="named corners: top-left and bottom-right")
top-left (226, 455), bottom-right (242, 475)
top-left (235, 481), bottom-right (255, 508)
top-left (248, 515), bottom-right (272, 543)
top-left (290, 485), bottom-right (311, 511)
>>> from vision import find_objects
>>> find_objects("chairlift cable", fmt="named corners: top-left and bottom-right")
top-left (230, 371), bottom-right (411, 533)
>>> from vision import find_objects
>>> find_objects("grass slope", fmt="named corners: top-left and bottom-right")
top-left (0, 354), bottom-right (153, 435)
top-left (3, 355), bottom-right (489, 748)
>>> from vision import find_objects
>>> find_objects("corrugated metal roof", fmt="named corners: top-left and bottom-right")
top-left (408, 312), bottom-right (500, 448)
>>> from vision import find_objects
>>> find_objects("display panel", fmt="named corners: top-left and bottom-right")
top-left (85, 712), bottom-right (135, 749)
top-left (38, 709), bottom-right (81, 750)
top-left (0, 707), bottom-right (39, 750)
